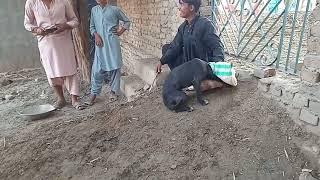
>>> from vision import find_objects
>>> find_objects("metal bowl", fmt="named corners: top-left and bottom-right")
top-left (20, 104), bottom-right (56, 121)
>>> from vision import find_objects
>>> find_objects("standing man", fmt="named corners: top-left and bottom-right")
top-left (88, 0), bottom-right (130, 105)
top-left (157, 0), bottom-right (226, 91)
top-left (24, 0), bottom-right (86, 110)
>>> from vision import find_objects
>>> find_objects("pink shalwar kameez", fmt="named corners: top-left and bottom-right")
top-left (24, 0), bottom-right (80, 95)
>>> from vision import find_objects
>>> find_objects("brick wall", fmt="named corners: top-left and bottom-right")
top-left (302, 0), bottom-right (320, 83)
top-left (116, 0), bottom-right (212, 73)
top-left (257, 74), bottom-right (320, 136)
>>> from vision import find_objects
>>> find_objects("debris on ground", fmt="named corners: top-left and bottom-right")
top-left (143, 84), bottom-right (150, 91)
top-left (4, 95), bottom-right (15, 100)
top-left (299, 170), bottom-right (319, 180)
top-left (0, 78), bottom-right (13, 87)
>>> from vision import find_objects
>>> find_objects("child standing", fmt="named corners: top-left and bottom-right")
top-left (89, 0), bottom-right (130, 105)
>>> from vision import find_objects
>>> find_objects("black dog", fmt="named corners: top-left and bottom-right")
top-left (162, 58), bottom-right (215, 112)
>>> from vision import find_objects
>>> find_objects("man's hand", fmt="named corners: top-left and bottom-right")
top-left (53, 23), bottom-right (70, 34)
top-left (112, 26), bottom-right (126, 36)
top-left (156, 63), bottom-right (162, 74)
top-left (32, 27), bottom-right (46, 36)
top-left (94, 33), bottom-right (103, 47)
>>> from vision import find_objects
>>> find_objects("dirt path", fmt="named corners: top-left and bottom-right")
top-left (0, 69), bottom-right (314, 179)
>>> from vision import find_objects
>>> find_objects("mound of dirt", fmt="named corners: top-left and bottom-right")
top-left (0, 69), bottom-right (315, 179)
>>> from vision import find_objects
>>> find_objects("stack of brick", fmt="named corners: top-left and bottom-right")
top-left (303, 2), bottom-right (320, 83)
top-left (258, 76), bottom-right (320, 135)
top-left (301, 55), bottom-right (320, 83)
top-left (256, 0), bottom-right (320, 134)
top-left (293, 84), bottom-right (320, 128)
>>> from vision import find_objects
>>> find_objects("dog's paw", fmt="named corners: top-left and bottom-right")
top-left (187, 106), bottom-right (194, 112)
top-left (175, 106), bottom-right (194, 113)
top-left (199, 99), bottom-right (209, 106)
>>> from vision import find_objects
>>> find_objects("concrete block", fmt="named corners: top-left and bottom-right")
top-left (286, 106), bottom-right (302, 122)
top-left (254, 67), bottom-right (276, 79)
top-left (301, 66), bottom-right (320, 83)
top-left (131, 58), bottom-right (170, 86)
top-left (258, 81), bottom-right (270, 92)
top-left (313, 86), bottom-right (320, 99)
top-left (300, 108), bottom-right (319, 126)
top-left (300, 80), bottom-right (320, 89)
top-left (270, 85), bottom-right (282, 97)
top-left (301, 84), bottom-right (320, 99)
top-left (309, 99), bottom-right (320, 115)
top-left (310, 22), bottom-right (320, 38)
top-left (281, 88), bottom-right (298, 105)
top-left (303, 54), bottom-right (320, 69)
top-left (120, 75), bottom-right (145, 102)
top-left (235, 69), bottom-right (253, 81)
top-left (293, 93), bottom-right (309, 108)
top-left (308, 37), bottom-right (320, 55)
top-left (312, 6), bottom-right (320, 21)
top-left (257, 77), bottom-right (274, 92)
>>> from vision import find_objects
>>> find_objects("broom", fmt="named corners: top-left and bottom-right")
top-left (69, 0), bottom-right (91, 83)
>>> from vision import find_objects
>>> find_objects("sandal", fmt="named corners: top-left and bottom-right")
top-left (84, 101), bottom-right (94, 106)
top-left (53, 100), bottom-right (66, 109)
top-left (109, 92), bottom-right (119, 101)
top-left (72, 101), bottom-right (87, 110)
top-left (84, 95), bottom-right (96, 106)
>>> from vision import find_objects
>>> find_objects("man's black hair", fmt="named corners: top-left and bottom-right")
top-left (179, 0), bottom-right (202, 12)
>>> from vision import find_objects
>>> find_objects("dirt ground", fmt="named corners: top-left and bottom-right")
top-left (0, 68), bottom-right (316, 180)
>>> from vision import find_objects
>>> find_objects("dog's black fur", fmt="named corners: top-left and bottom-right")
top-left (162, 58), bottom-right (214, 112)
